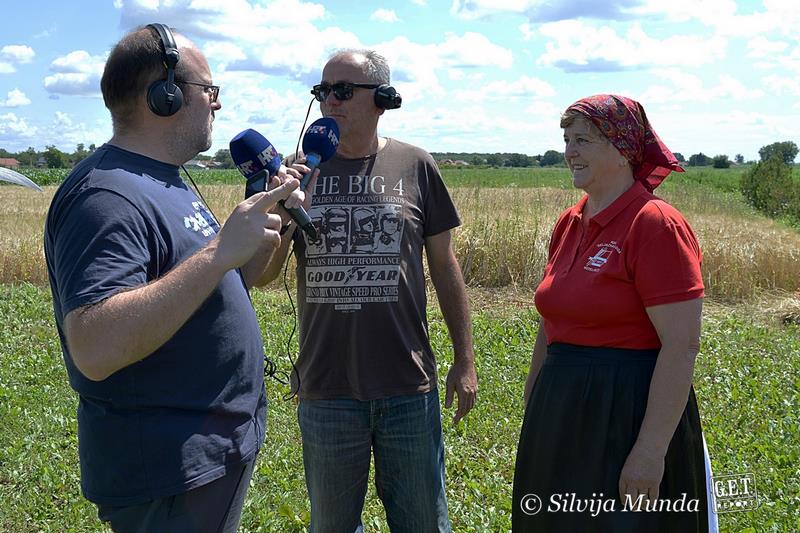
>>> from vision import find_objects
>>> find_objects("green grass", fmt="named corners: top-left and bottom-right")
top-left (1, 283), bottom-right (797, 532)
top-left (5, 165), bottom-right (751, 191)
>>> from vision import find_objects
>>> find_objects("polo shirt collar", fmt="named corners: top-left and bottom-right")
top-left (580, 181), bottom-right (650, 228)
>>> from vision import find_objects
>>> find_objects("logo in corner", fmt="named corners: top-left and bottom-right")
top-left (712, 473), bottom-right (758, 513)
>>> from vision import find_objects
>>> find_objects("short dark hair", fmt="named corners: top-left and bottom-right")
top-left (100, 25), bottom-right (191, 129)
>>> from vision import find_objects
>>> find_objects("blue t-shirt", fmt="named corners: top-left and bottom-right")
top-left (44, 144), bottom-right (266, 505)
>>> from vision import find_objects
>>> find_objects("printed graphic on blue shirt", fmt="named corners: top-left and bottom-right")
top-left (184, 200), bottom-right (219, 237)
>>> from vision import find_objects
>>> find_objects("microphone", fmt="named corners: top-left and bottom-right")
top-left (230, 129), bottom-right (318, 240)
top-left (300, 117), bottom-right (340, 189)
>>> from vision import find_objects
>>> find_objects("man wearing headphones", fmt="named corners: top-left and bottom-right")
top-left (44, 25), bottom-right (302, 531)
top-left (256, 49), bottom-right (477, 532)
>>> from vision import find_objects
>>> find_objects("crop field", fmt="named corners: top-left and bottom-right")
top-left (0, 166), bottom-right (798, 531)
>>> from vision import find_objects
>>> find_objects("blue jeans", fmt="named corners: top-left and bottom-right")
top-left (298, 389), bottom-right (450, 533)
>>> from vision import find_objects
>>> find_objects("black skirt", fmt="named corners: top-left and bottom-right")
top-left (512, 343), bottom-right (709, 532)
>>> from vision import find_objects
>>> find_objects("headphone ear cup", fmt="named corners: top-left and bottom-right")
top-left (147, 80), bottom-right (184, 117)
top-left (374, 84), bottom-right (401, 110)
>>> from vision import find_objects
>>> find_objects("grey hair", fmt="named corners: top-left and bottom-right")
top-left (560, 110), bottom-right (610, 144)
top-left (328, 49), bottom-right (390, 85)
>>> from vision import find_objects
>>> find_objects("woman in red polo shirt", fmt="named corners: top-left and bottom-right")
top-left (512, 94), bottom-right (715, 532)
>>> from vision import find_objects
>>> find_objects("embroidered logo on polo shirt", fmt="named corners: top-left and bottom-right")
top-left (585, 241), bottom-right (621, 272)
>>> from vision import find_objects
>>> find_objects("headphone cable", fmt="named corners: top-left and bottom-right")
top-left (181, 165), bottom-right (219, 223)
top-left (294, 97), bottom-right (316, 161)
top-left (182, 164), bottom-right (294, 393)
top-left (257, 234), bottom-right (302, 402)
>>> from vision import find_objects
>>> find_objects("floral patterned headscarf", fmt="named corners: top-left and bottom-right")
top-left (565, 94), bottom-right (684, 191)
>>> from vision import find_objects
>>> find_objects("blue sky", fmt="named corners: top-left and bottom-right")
top-left (0, 0), bottom-right (798, 161)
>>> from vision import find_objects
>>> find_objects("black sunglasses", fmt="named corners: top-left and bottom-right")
top-left (311, 82), bottom-right (379, 102)
top-left (177, 80), bottom-right (220, 103)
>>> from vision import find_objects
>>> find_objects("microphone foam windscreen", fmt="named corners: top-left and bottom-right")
top-left (229, 128), bottom-right (282, 178)
top-left (302, 118), bottom-right (340, 162)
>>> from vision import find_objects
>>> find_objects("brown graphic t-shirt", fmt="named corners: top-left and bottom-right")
top-left (292, 138), bottom-right (460, 400)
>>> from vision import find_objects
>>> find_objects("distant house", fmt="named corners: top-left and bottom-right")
top-left (0, 158), bottom-right (20, 169)
top-left (438, 159), bottom-right (470, 166)
top-left (185, 159), bottom-right (207, 169)
top-left (35, 156), bottom-right (47, 168)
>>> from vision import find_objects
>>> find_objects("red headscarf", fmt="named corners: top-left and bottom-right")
top-left (565, 94), bottom-right (683, 191)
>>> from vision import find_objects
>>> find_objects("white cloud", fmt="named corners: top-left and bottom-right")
top-left (224, 25), bottom-right (361, 85)
top-left (110, 0), bottom-right (512, 115)
top-left (635, 0), bottom-right (800, 39)
top-left (746, 37), bottom-right (789, 58)
top-left (0, 45), bottom-right (35, 74)
top-left (44, 73), bottom-right (103, 96)
top-left (537, 21), bottom-right (726, 72)
top-left (652, 108), bottom-right (800, 160)
top-left (411, 0), bottom-right (427, 5)
top-left (451, 0), bottom-right (647, 22)
top-left (525, 100), bottom-right (562, 119)
top-left (38, 112), bottom-right (111, 153)
top-left (371, 8), bottom-right (400, 23)
top-left (775, 44), bottom-right (800, 76)
top-left (117, 0), bottom-right (327, 42)
top-left (371, 32), bottom-right (512, 107)
top-left (740, 42), bottom-right (800, 75)
top-left (51, 50), bottom-right (105, 73)
top-left (450, 0), bottom-right (800, 41)
top-left (450, 0), bottom-right (536, 20)
top-left (33, 25), bottom-right (56, 39)
top-left (44, 50), bottom-right (106, 97)
top-left (54, 111), bottom-right (73, 127)
top-left (763, 75), bottom-right (800, 97)
top-left (115, 0), bottom-right (356, 85)
top-left (1, 45), bottom-right (35, 63)
top-left (457, 75), bottom-right (555, 101)
top-left (519, 22), bottom-right (535, 41)
top-left (381, 102), bottom-right (560, 154)
top-left (437, 32), bottom-right (513, 69)
top-left (0, 113), bottom-right (37, 143)
top-left (631, 0), bottom-right (737, 23)
top-left (206, 70), bottom-right (316, 154)
top-left (202, 41), bottom-right (247, 68)
top-left (0, 89), bottom-right (31, 107)
top-left (639, 69), bottom-right (764, 104)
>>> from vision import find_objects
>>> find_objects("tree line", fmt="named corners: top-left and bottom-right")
top-left (1, 142), bottom-right (796, 170)
top-left (431, 141), bottom-right (797, 169)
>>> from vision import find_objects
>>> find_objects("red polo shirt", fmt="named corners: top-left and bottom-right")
top-left (535, 181), bottom-right (704, 349)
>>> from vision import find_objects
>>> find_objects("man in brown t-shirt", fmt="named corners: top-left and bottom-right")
top-left (254, 49), bottom-right (477, 532)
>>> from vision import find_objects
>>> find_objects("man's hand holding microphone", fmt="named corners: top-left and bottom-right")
top-left (208, 177), bottom-right (300, 276)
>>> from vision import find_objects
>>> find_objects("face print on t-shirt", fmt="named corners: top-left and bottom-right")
top-left (302, 173), bottom-right (406, 309)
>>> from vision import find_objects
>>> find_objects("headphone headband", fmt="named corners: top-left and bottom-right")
top-left (147, 23), bottom-right (179, 68)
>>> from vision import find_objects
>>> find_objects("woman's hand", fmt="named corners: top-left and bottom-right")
top-left (618, 444), bottom-right (665, 509)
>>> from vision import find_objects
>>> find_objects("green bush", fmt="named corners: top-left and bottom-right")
top-left (740, 156), bottom-right (798, 220)
top-left (713, 155), bottom-right (731, 169)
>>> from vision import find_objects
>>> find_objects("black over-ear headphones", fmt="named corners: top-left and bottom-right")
top-left (146, 23), bottom-right (184, 117)
top-left (374, 84), bottom-right (402, 110)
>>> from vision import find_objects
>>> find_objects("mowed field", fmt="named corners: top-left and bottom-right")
top-left (0, 167), bottom-right (798, 532)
